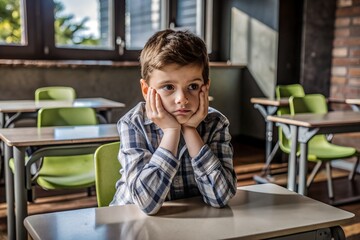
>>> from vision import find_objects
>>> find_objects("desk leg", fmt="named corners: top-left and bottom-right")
top-left (0, 112), bottom-right (4, 128)
top-left (265, 120), bottom-right (274, 158)
top-left (287, 125), bottom-right (298, 192)
top-left (14, 146), bottom-right (27, 240)
top-left (297, 127), bottom-right (318, 196)
top-left (253, 104), bottom-right (278, 174)
top-left (298, 142), bottom-right (309, 195)
top-left (4, 145), bottom-right (15, 240)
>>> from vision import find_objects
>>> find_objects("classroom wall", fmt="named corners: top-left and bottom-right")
top-left (219, 0), bottom-right (280, 140)
top-left (0, 63), bottom-right (243, 135)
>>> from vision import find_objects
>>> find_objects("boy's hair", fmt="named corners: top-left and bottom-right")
top-left (140, 29), bottom-right (209, 84)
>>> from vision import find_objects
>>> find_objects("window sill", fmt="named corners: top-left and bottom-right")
top-left (0, 59), bottom-right (245, 69)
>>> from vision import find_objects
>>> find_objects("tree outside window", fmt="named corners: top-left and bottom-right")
top-left (0, 0), bottom-right (22, 44)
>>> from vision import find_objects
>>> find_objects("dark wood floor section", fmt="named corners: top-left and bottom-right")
top-left (0, 139), bottom-right (359, 239)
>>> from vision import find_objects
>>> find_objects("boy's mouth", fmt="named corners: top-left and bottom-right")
top-left (173, 109), bottom-right (191, 115)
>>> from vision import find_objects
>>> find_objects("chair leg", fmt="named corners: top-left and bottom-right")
top-left (307, 161), bottom-right (322, 188)
top-left (326, 162), bottom-right (334, 199)
top-left (349, 156), bottom-right (360, 181)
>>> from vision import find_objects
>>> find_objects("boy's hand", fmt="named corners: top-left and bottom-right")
top-left (146, 88), bottom-right (180, 130)
top-left (182, 84), bottom-right (209, 129)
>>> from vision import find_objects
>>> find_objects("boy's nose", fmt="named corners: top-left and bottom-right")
top-left (175, 90), bottom-right (189, 104)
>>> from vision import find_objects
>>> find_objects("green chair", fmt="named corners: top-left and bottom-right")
top-left (275, 84), bottom-right (305, 155)
top-left (9, 107), bottom-right (99, 201)
top-left (94, 141), bottom-right (121, 207)
top-left (35, 107), bottom-right (98, 190)
top-left (35, 86), bottom-right (76, 101)
top-left (5, 87), bottom-right (76, 128)
top-left (289, 94), bottom-right (359, 199)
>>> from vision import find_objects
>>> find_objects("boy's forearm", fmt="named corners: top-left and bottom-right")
top-left (182, 126), bottom-right (204, 157)
top-left (159, 128), bottom-right (181, 156)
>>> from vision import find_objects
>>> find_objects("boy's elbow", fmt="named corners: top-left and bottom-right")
top-left (205, 197), bottom-right (230, 208)
top-left (140, 205), bottom-right (161, 215)
top-left (208, 189), bottom-right (236, 208)
top-left (209, 202), bottom-right (227, 208)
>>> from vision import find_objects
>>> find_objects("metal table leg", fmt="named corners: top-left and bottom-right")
top-left (288, 125), bottom-right (298, 192)
top-left (13, 146), bottom-right (27, 240)
top-left (4, 145), bottom-right (15, 240)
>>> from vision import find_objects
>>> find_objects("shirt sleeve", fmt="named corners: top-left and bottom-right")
top-left (191, 117), bottom-right (237, 207)
top-left (119, 119), bottom-right (180, 215)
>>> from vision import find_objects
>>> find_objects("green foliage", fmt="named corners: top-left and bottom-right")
top-left (0, 0), bottom-right (100, 46)
top-left (0, 0), bottom-right (21, 44)
top-left (54, 1), bottom-right (99, 46)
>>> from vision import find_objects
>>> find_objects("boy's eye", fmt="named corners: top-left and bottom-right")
top-left (162, 85), bottom-right (174, 91)
top-left (188, 84), bottom-right (200, 90)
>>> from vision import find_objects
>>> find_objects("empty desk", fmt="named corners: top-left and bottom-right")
top-left (268, 111), bottom-right (360, 196)
top-left (0, 124), bottom-right (119, 240)
top-left (0, 97), bottom-right (125, 128)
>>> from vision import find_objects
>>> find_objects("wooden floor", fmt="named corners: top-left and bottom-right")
top-left (0, 138), bottom-right (360, 239)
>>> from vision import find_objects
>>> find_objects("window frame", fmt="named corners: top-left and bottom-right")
top-left (0, 0), bottom-right (215, 61)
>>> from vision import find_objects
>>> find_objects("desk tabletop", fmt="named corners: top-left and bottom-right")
top-left (0, 124), bottom-right (119, 147)
top-left (0, 98), bottom-right (125, 113)
top-left (345, 98), bottom-right (360, 105)
top-left (251, 97), bottom-right (346, 107)
top-left (250, 97), bottom-right (289, 106)
top-left (267, 111), bottom-right (360, 128)
top-left (24, 183), bottom-right (354, 240)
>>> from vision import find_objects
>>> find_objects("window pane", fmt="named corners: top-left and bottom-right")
top-left (125, 0), bottom-right (161, 50)
top-left (176, 0), bottom-right (197, 33)
top-left (54, 0), bottom-right (113, 49)
top-left (0, 0), bottom-right (25, 45)
top-left (175, 0), bottom-right (204, 38)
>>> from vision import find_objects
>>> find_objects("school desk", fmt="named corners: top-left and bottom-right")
top-left (24, 183), bottom-right (353, 240)
top-left (0, 124), bottom-right (119, 240)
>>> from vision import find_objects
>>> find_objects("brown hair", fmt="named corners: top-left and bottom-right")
top-left (140, 29), bottom-right (209, 84)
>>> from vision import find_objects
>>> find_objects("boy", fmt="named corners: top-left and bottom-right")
top-left (110, 29), bottom-right (237, 215)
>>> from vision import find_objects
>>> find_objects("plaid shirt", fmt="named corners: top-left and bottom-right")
top-left (110, 102), bottom-right (237, 214)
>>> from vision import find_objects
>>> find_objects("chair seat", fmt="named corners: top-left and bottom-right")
top-left (36, 154), bottom-right (95, 189)
top-left (307, 135), bottom-right (357, 161)
top-left (9, 154), bottom-right (95, 190)
top-left (308, 142), bottom-right (357, 161)
top-left (36, 172), bottom-right (95, 189)
top-left (280, 135), bottom-right (357, 162)
top-left (39, 154), bottom-right (94, 175)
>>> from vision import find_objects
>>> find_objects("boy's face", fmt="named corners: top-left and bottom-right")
top-left (141, 64), bottom-right (207, 124)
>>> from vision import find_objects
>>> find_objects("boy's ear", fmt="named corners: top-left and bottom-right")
top-left (207, 79), bottom-right (211, 88)
top-left (140, 79), bottom-right (149, 100)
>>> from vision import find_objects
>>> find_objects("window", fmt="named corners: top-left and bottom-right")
top-left (0, 0), bottom-right (36, 57)
top-left (0, 0), bottom-right (213, 61)
top-left (53, 0), bottom-right (112, 49)
top-left (0, 0), bottom-right (23, 45)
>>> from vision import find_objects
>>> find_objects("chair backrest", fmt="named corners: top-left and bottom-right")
top-left (275, 84), bottom-right (305, 153)
top-left (38, 107), bottom-right (98, 127)
top-left (289, 94), bottom-right (328, 115)
top-left (289, 94), bottom-right (329, 149)
top-left (94, 141), bottom-right (121, 207)
top-left (35, 86), bottom-right (76, 101)
top-left (275, 84), bottom-right (305, 115)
